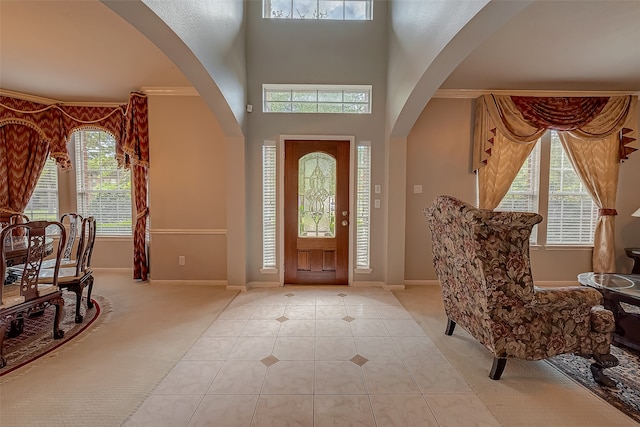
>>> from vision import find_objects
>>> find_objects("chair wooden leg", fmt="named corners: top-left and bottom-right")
top-left (85, 276), bottom-right (95, 309)
top-left (52, 295), bottom-right (65, 339)
top-left (0, 323), bottom-right (7, 368)
top-left (489, 357), bottom-right (507, 380)
top-left (74, 290), bottom-right (84, 323)
top-left (445, 318), bottom-right (456, 336)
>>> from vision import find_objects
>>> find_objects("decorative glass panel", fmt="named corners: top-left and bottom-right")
top-left (298, 152), bottom-right (336, 238)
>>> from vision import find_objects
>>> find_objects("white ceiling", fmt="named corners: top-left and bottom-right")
top-left (2, 1), bottom-right (640, 103)
top-left (0, 0), bottom-right (190, 102)
top-left (442, 1), bottom-right (640, 92)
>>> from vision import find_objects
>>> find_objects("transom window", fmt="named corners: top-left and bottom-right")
top-left (263, 84), bottom-right (371, 114)
top-left (263, 0), bottom-right (373, 20)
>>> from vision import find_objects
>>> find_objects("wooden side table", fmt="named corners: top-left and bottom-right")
top-left (625, 248), bottom-right (640, 274)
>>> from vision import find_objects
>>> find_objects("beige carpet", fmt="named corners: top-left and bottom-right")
top-left (0, 270), bottom-right (238, 427)
top-left (394, 285), bottom-right (638, 427)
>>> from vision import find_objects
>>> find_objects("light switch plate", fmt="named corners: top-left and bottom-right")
top-left (413, 185), bottom-right (423, 194)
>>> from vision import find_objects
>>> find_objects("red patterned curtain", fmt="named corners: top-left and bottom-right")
top-left (0, 92), bottom-right (150, 281)
top-left (0, 124), bottom-right (50, 220)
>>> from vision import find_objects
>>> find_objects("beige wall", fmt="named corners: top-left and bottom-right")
top-left (405, 97), bottom-right (640, 282)
top-left (244, 0), bottom-right (389, 285)
top-left (147, 95), bottom-right (228, 282)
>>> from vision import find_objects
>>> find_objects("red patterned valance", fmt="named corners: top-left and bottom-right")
top-left (0, 92), bottom-right (149, 170)
top-left (510, 96), bottom-right (610, 131)
top-left (0, 92), bottom-right (150, 281)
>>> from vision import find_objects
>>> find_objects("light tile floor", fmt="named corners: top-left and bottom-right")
top-left (123, 286), bottom-right (499, 427)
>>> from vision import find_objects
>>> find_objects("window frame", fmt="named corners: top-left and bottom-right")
top-left (24, 157), bottom-right (59, 222)
top-left (497, 130), bottom-right (598, 247)
top-left (263, 84), bottom-right (372, 114)
top-left (73, 129), bottom-right (133, 237)
top-left (262, 0), bottom-right (373, 21)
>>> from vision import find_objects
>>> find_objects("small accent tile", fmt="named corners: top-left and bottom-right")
top-left (261, 355), bottom-right (280, 367)
top-left (351, 354), bottom-right (369, 366)
top-left (276, 316), bottom-right (289, 323)
top-left (343, 316), bottom-right (355, 322)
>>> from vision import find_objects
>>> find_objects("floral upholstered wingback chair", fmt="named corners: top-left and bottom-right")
top-left (425, 195), bottom-right (619, 386)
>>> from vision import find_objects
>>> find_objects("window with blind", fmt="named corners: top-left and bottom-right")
top-left (263, 0), bottom-right (373, 20)
top-left (496, 143), bottom-right (540, 244)
top-left (356, 142), bottom-right (371, 269)
top-left (74, 129), bottom-right (132, 236)
top-left (24, 157), bottom-right (59, 221)
top-left (546, 131), bottom-right (598, 244)
top-left (262, 143), bottom-right (277, 270)
top-left (497, 130), bottom-right (597, 245)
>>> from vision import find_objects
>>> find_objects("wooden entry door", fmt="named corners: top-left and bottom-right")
top-left (284, 140), bottom-right (350, 285)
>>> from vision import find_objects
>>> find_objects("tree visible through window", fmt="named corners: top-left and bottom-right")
top-left (263, 84), bottom-right (371, 114)
top-left (74, 129), bottom-right (132, 236)
top-left (263, 0), bottom-right (373, 20)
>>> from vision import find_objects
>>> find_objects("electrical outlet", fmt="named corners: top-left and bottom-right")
top-left (178, 256), bottom-right (185, 266)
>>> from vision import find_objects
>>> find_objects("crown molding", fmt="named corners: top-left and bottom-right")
top-left (140, 87), bottom-right (199, 96)
top-left (434, 88), bottom-right (640, 99)
top-left (0, 89), bottom-right (124, 107)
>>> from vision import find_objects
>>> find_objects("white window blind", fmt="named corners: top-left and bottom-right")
top-left (546, 131), bottom-right (597, 244)
top-left (263, 0), bottom-right (373, 20)
top-left (262, 144), bottom-right (277, 269)
top-left (356, 143), bottom-right (371, 268)
top-left (497, 130), bottom-right (597, 246)
top-left (74, 130), bottom-right (132, 236)
top-left (263, 84), bottom-right (371, 114)
top-left (25, 157), bottom-right (59, 221)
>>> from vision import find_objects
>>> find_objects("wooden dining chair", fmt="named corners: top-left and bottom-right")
top-left (39, 216), bottom-right (96, 323)
top-left (40, 212), bottom-right (83, 269)
top-left (0, 220), bottom-right (66, 368)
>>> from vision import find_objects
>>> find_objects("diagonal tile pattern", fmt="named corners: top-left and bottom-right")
top-left (123, 286), bottom-right (500, 426)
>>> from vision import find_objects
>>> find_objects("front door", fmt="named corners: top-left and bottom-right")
top-left (284, 139), bottom-right (350, 285)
